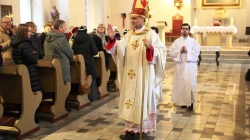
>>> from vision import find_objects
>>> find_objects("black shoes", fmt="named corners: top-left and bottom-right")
top-left (181, 104), bottom-right (193, 111)
top-left (119, 132), bottom-right (135, 140)
top-left (187, 103), bottom-right (193, 111)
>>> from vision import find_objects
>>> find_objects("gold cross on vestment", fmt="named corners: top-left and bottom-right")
top-left (132, 40), bottom-right (140, 50)
top-left (128, 69), bottom-right (136, 79)
top-left (125, 99), bottom-right (132, 109)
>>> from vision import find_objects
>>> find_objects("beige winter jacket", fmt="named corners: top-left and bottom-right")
top-left (0, 26), bottom-right (14, 59)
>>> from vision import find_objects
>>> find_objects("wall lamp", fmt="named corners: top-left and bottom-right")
top-left (174, 0), bottom-right (183, 10)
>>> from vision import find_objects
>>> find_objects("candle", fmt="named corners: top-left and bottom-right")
top-left (230, 17), bottom-right (234, 26)
top-left (194, 17), bottom-right (197, 26)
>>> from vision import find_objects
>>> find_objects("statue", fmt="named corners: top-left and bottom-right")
top-left (50, 6), bottom-right (60, 22)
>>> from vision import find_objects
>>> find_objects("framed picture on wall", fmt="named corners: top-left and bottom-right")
top-left (1, 5), bottom-right (13, 22)
top-left (201, 0), bottom-right (242, 8)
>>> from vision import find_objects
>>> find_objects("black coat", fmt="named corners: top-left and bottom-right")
top-left (11, 35), bottom-right (42, 92)
top-left (30, 33), bottom-right (44, 59)
top-left (72, 31), bottom-right (98, 78)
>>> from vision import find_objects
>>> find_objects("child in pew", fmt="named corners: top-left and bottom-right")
top-left (72, 26), bottom-right (99, 102)
top-left (11, 24), bottom-right (43, 93)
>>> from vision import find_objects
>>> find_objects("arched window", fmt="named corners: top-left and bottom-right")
top-left (20, 0), bottom-right (31, 23)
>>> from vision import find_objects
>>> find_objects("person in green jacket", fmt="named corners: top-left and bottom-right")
top-left (44, 20), bottom-right (74, 83)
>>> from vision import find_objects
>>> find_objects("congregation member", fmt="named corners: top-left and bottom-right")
top-left (40, 24), bottom-right (52, 47)
top-left (72, 26), bottom-right (98, 102)
top-left (26, 22), bottom-right (44, 58)
top-left (170, 23), bottom-right (200, 111)
top-left (92, 23), bottom-right (109, 70)
top-left (11, 24), bottom-right (43, 93)
top-left (0, 16), bottom-right (14, 60)
top-left (105, 0), bottom-right (166, 139)
top-left (69, 27), bottom-right (79, 47)
top-left (0, 45), bottom-right (3, 66)
top-left (66, 26), bottom-right (74, 40)
top-left (44, 20), bottom-right (74, 84)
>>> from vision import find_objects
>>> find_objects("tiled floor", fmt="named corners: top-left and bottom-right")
top-left (24, 62), bottom-right (250, 140)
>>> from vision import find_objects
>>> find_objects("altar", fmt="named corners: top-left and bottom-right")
top-left (191, 26), bottom-right (237, 49)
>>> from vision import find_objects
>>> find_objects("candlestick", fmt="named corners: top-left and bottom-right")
top-left (194, 17), bottom-right (197, 26)
top-left (230, 17), bottom-right (234, 26)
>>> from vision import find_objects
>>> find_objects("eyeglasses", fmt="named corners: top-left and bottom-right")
top-left (182, 28), bottom-right (189, 30)
top-left (2, 22), bottom-right (11, 24)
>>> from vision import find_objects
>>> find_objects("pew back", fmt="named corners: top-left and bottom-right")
top-left (68, 55), bottom-right (91, 110)
top-left (0, 64), bottom-right (42, 139)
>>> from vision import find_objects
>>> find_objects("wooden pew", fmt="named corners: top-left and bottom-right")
top-left (94, 51), bottom-right (110, 99)
top-left (36, 59), bottom-right (70, 123)
top-left (0, 103), bottom-right (3, 118)
top-left (108, 56), bottom-right (119, 91)
top-left (0, 64), bottom-right (42, 139)
top-left (67, 55), bottom-right (92, 110)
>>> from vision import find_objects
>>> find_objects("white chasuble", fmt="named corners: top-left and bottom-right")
top-left (170, 36), bottom-right (200, 106)
top-left (107, 26), bottom-right (166, 133)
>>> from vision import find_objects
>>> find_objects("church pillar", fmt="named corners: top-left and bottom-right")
top-left (157, 21), bottom-right (167, 46)
top-left (226, 33), bottom-right (233, 49)
top-left (195, 33), bottom-right (203, 46)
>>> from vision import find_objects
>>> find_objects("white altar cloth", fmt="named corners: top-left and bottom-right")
top-left (191, 26), bottom-right (237, 34)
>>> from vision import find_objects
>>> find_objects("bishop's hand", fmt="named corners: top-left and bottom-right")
top-left (107, 24), bottom-right (115, 40)
top-left (143, 39), bottom-right (152, 49)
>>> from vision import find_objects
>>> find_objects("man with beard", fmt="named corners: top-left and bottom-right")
top-left (105, 0), bottom-right (166, 139)
top-left (170, 23), bottom-right (200, 111)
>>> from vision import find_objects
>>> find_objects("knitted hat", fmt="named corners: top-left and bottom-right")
top-left (78, 26), bottom-right (87, 32)
top-left (72, 27), bottom-right (79, 33)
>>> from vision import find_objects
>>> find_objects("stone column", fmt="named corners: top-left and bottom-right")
top-left (157, 21), bottom-right (167, 46)
top-left (195, 33), bottom-right (203, 46)
top-left (226, 33), bottom-right (233, 49)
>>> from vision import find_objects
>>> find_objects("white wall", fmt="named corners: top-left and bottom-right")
top-left (31, 0), bottom-right (43, 32)
top-left (0, 0), bottom-right (20, 26)
top-left (68, 0), bottom-right (86, 29)
top-left (87, 0), bottom-right (103, 32)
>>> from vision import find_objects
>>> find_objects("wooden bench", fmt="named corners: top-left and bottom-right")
top-left (94, 51), bottom-right (110, 99)
top-left (36, 59), bottom-right (70, 123)
top-left (198, 46), bottom-right (221, 67)
top-left (0, 64), bottom-right (42, 139)
top-left (108, 56), bottom-right (119, 91)
top-left (0, 103), bottom-right (3, 118)
top-left (67, 55), bottom-right (92, 110)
